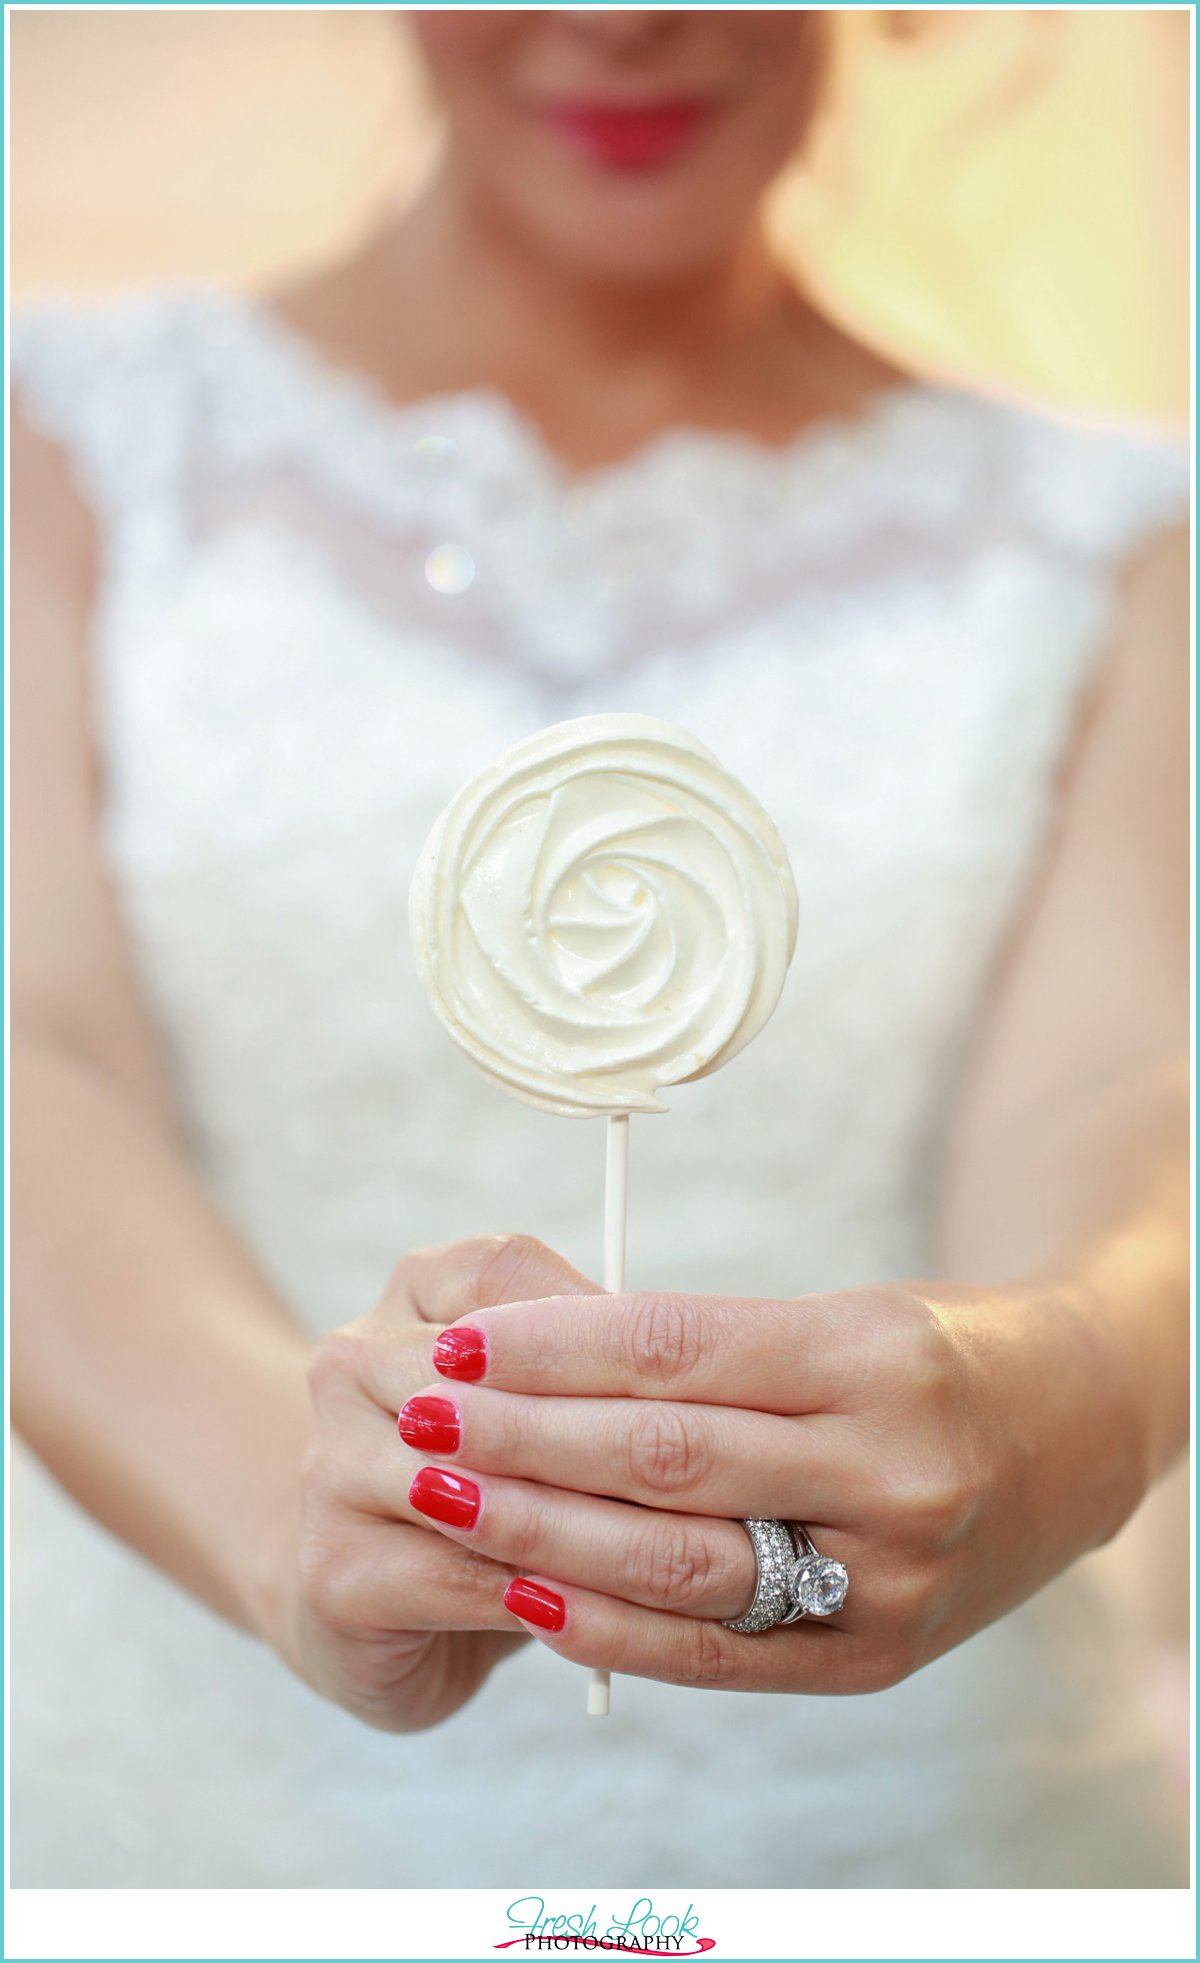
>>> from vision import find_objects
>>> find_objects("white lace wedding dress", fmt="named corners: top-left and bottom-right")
top-left (11, 287), bottom-right (1190, 1888)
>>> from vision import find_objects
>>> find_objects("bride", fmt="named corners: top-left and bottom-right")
top-left (11, 9), bottom-right (1189, 1887)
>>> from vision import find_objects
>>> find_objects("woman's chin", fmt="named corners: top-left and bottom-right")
top-left (521, 203), bottom-right (753, 287)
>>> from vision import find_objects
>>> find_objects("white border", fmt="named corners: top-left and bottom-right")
top-left (4, 6), bottom-right (1196, 1961)
top-left (4, 1886), bottom-right (1200, 1962)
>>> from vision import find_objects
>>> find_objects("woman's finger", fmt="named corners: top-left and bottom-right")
top-left (316, 1226), bottom-right (601, 1418)
top-left (398, 1381), bottom-right (867, 1521)
top-left (497, 1572), bottom-right (878, 1696)
top-left (432, 1289), bottom-right (861, 1413)
top-left (393, 1234), bottom-right (602, 1329)
top-left (308, 1509), bottom-right (523, 1633)
top-left (402, 1461), bottom-right (758, 1622)
top-left (308, 1319), bottom-right (447, 1426)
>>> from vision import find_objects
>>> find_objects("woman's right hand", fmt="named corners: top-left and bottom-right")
top-left (259, 1235), bottom-right (602, 1732)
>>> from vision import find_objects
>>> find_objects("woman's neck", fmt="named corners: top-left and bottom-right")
top-left (414, 162), bottom-right (790, 366)
top-left (273, 166), bottom-right (905, 470)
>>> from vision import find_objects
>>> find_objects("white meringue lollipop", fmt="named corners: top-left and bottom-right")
top-left (409, 713), bottom-right (798, 1713)
top-left (409, 714), bottom-right (798, 1116)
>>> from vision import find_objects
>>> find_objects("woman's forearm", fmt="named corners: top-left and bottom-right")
top-left (12, 1032), bottom-right (313, 1633)
top-left (941, 1053), bottom-right (1190, 1504)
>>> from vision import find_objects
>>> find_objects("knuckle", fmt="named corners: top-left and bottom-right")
top-left (881, 1453), bottom-right (976, 1546)
top-left (500, 1492), bottom-right (547, 1573)
top-left (298, 1528), bottom-right (360, 1636)
top-left (635, 1516), bottom-right (719, 1612)
top-left (845, 1292), bottom-right (954, 1388)
top-left (453, 1541), bottom-right (514, 1606)
top-left (829, 1286), bottom-right (900, 1349)
top-left (887, 1563), bottom-right (942, 1634)
top-left (624, 1402), bottom-right (709, 1500)
top-left (465, 1233), bottom-right (553, 1310)
top-left (900, 1311), bottom-right (958, 1400)
top-left (672, 1618), bottom-right (737, 1687)
top-left (495, 1386), bottom-right (539, 1465)
top-left (383, 1244), bottom-right (427, 1293)
top-left (815, 1289), bottom-right (903, 1396)
top-left (624, 1292), bottom-right (703, 1388)
top-left (306, 1328), bottom-right (364, 1405)
top-left (836, 1285), bottom-right (896, 1332)
top-left (382, 1242), bottom-right (450, 1311)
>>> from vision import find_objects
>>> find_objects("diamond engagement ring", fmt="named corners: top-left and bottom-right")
top-left (781, 1525), bottom-right (850, 1623)
top-left (723, 1521), bottom-right (849, 1633)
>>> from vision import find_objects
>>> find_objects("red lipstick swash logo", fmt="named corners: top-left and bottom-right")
top-left (496, 1898), bottom-right (715, 1956)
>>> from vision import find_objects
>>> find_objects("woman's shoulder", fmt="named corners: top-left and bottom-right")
top-left (924, 375), bottom-right (1190, 567)
top-left (11, 283), bottom-right (239, 411)
top-left (10, 283), bottom-right (250, 517)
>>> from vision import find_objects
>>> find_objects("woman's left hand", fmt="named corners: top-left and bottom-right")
top-left (393, 1238), bottom-right (1144, 1693)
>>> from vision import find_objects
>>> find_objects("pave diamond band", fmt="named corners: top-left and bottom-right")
top-left (721, 1518), bottom-right (796, 1633)
top-left (724, 1520), bottom-right (850, 1634)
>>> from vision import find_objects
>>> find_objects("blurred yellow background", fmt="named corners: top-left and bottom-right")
top-left (9, 7), bottom-right (1191, 428)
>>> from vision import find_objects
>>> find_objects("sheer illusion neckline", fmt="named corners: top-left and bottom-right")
top-left (223, 283), bottom-right (946, 500)
top-left (160, 282), bottom-right (1000, 684)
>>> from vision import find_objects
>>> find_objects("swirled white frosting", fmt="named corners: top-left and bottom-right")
top-left (409, 714), bottom-right (798, 1118)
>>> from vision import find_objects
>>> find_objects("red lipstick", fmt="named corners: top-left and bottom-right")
top-left (544, 96), bottom-right (715, 170)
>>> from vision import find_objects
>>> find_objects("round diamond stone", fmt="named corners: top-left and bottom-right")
top-left (790, 1554), bottom-right (849, 1618)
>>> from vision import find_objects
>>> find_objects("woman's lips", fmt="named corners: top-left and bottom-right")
top-left (541, 96), bottom-right (717, 171)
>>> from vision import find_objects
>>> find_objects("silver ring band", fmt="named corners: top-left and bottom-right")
top-left (724, 1520), bottom-right (850, 1633)
top-left (779, 1525), bottom-right (816, 1623)
top-left (721, 1518), bottom-right (796, 1633)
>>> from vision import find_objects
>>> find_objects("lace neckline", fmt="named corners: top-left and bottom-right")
top-left (176, 281), bottom-right (1006, 685)
top-left (218, 283), bottom-right (952, 504)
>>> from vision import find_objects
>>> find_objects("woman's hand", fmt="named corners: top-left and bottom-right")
top-left (260, 1236), bottom-right (602, 1732)
top-left (394, 1249), bottom-right (1148, 1694)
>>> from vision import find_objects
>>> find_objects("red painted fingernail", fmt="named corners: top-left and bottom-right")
top-left (503, 1578), bottom-right (567, 1633)
top-left (433, 1325), bottom-right (488, 1382)
top-left (408, 1466), bottom-right (480, 1530)
top-left (398, 1395), bottom-right (461, 1454)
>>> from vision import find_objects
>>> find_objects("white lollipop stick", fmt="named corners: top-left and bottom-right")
top-left (588, 1113), bottom-right (630, 1719)
top-left (603, 1114), bottom-right (629, 1299)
